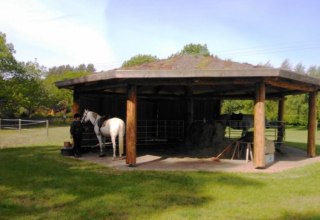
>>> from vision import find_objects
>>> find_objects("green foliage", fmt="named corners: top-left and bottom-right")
top-left (122, 54), bottom-right (158, 67)
top-left (43, 66), bottom-right (92, 114)
top-left (221, 100), bottom-right (253, 114)
top-left (0, 32), bottom-right (24, 77)
top-left (265, 100), bottom-right (278, 121)
top-left (0, 31), bottom-right (94, 118)
top-left (0, 33), bottom-right (46, 117)
top-left (47, 64), bottom-right (95, 77)
top-left (285, 94), bottom-right (309, 125)
top-left (178, 43), bottom-right (211, 56)
top-left (1, 61), bottom-right (50, 118)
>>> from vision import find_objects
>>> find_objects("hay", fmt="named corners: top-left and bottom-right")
top-left (183, 121), bottom-right (230, 157)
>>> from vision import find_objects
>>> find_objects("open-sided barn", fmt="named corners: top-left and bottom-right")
top-left (56, 55), bottom-right (320, 168)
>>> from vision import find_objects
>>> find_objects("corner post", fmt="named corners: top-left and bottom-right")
top-left (307, 91), bottom-right (317, 157)
top-left (277, 97), bottom-right (285, 145)
top-left (126, 85), bottom-right (137, 166)
top-left (72, 91), bottom-right (80, 115)
top-left (254, 82), bottom-right (266, 168)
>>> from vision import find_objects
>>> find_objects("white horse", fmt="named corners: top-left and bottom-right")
top-left (81, 109), bottom-right (125, 159)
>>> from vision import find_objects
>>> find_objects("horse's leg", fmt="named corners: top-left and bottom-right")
top-left (97, 135), bottom-right (106, 157)
top-left (119, 133), bottom-right (124, 158)
top-left (102, 136), bottom-right (105, 150)
top-left (111, 135), bottom-right (116, 160)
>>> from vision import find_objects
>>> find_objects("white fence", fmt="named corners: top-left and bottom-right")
top-left (0, 119), bottom-right (49, 136)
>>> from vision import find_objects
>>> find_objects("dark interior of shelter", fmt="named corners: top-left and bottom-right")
top-left (79, 94), bottom-right (232, 158)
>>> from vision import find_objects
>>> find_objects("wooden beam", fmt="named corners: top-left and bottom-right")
top-left (254, 82), bottom-right (266, 168)
top-left (126, 85), bottom-right (137, 166)
top-left (307, 91), bottom-right (317, 157)
top-left (265, 79), bottom-right (317, 92)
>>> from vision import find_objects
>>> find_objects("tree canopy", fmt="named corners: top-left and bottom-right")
top-left (1, 36), bottom-right (320, 124)
top-left (0, 31), bottom-right (94, 118)
top-left (0, 32), bottom-right (24, 77)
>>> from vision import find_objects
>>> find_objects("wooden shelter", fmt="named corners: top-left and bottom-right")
top-left (56, 55), bottom-right (320, 168)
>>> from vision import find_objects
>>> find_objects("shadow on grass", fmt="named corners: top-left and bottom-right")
top-left (278, 212), bottom-right (320, 220)
top-left (285, 141), bottom-right (320, 155)
top-left (0, 146), bottom-right (264, 219)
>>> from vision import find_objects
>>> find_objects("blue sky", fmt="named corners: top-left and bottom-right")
top-left (1, 0), bottom-right (320, 71)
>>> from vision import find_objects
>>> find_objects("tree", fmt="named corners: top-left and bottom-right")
top-left (294, 63), bottom-right (306, 74)
top-left (178, 43), bottom-right (210, 56)
top-left (0, 32), bottom-right (24, 78)
top-left (46, 64), bottom-right (95, 77)
top-left (122, 54), bottom-right (158, 68)
top-left (221, 100), bottom-right (253, 114)
top-left (43, 65), bottom-right (93, 115)
top-left (1, 61), bottom-right (50, 118)
top-left (0, 32), bottom-right (25, 117)
top-left (307, 65), bottom-right (320, 77)
top-left (280, 59), bottom-right (292, 71)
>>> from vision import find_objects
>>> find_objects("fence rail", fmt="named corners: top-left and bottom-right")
top-left (0, 119), bottom-right (49, 136)
top-left (137, 120), bottom-right (184, 144)
top-left (222, 120), bottom-right (285, 142)
top-left (82, 120), bottom-right (185, 146)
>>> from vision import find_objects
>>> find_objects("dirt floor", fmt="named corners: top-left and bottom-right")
top-left (74, 144), bottom-right (320, 173)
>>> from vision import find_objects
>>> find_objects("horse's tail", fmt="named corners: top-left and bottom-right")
top-left (118, 120), bottom-right (125, 157)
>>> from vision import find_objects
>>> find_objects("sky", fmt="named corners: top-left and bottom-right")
top-left (1, 0), bottom-right (320, 71)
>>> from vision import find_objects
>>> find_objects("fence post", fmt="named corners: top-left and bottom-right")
top-left (46, 120), bottom-right (49, 137)
top-left (0, 118), bottom-right (1, 130)
top-left (19, 119), bottom-right (21, 133)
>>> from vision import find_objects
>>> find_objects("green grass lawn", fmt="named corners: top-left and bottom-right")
top-left (0, 126), bottom-right (320, 219)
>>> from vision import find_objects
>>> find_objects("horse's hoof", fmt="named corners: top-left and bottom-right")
top-left (99, 153), bottom-right (106, 157)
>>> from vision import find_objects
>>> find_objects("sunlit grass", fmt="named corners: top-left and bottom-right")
top-left (1, 126), bottom-right (320, 219)
top-left (0, 126), bottom-right (70, 148)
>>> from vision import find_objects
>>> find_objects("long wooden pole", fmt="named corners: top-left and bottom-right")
top-left (72, 91), bottom-right (80, 115)
top-left (46, 120), bottom-right (49, 137)
top-left (254, 82), bottom-right (266, 168)
top-left (277, 98), bottom-right (285, 144)
top-left (126, 85), bottom-right (137, 166)
top-left (278, 98), bottom-right (285, 122)
top-left (307, 91), bottom-right (317, 157)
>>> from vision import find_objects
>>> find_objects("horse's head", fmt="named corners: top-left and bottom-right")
top-left (81, 109), bottom-right (90, 124)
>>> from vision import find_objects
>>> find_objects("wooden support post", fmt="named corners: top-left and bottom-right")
top-left (278, 98), bottom-right (285, 122)
top-left (215, 99), bottom-right (222, 119)
top-left (187, 98), bottom-right (194, 127)
top-left (46, 120), bottom-right (49, 137)
top-left (307, 91), bottom-right (317, 157)
top-left (72, 91), bottom-right (80, 115)
top-left (277, 98), bottom-right (285, 144)
top-left (254, 82), bottom-right (266, 168)
top-left (126, 85), bottom-right (137, 166)
top-left (19, 119), bottom-right (21, 134)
